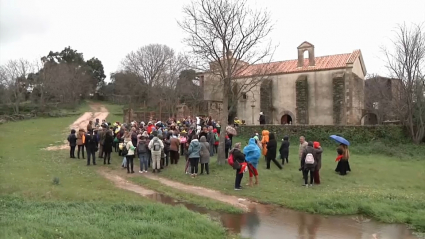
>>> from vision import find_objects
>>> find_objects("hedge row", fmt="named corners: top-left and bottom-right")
top-left (0, 112), bottom-right (81, 125)
top-left (236, 125), bottom-right (409, 145)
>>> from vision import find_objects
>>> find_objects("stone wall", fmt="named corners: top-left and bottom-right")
top-left (260, 79), bottom-right (273, 124)
top-left (236, 125), bottom-right (407, 145)
top-left (332, 75), bottom-right (345, 125)
top-left (295, 76), bottom-right (309, 124)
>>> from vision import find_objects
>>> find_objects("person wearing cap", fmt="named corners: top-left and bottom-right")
top-left (259, 112), bottom-right (266, 125)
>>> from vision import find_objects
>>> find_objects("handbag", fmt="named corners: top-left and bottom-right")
top-left (180, 137), bottom-right (187, 144)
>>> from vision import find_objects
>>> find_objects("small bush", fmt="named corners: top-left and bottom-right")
top-left (53, 177), bottom-right (60, 185)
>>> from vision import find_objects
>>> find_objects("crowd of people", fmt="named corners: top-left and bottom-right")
top-left (67, 116), bottom-right (234, 176)
top-left (66, 114), bottom-right (351, 190)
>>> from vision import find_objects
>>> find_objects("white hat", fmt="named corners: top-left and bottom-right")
top-left (259, 112), bottom-right (263, 115)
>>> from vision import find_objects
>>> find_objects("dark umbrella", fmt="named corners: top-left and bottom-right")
top-left (329, 135), bottom-right (350, 146)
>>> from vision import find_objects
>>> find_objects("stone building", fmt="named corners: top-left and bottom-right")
top-left (199, 41), bottom-right (367, 125)
top-left (364, 76), bottom-right (403, 124)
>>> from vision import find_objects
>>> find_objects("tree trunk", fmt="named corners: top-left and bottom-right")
top-left (217, 77), bottom-right (230, 165)
top-left (40, 86), bottom-right (45, 112)
top-left (14, 91), bottom-right (20, 114)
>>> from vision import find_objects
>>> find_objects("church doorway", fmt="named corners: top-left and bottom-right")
top-left (281, 114), bottom-right (292, 125)
top-left (361, 113), bottom-right (378, 125)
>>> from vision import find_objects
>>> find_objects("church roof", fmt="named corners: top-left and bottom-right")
top-left (236, 50), bottom-right (363, 78)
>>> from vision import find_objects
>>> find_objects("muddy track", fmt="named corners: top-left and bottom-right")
top-left (44, 103), bottom-right (109, 151)
top-left (142, 173), bottom-right (252, 211)
top-left (98, 170), bottom-right (157, 197)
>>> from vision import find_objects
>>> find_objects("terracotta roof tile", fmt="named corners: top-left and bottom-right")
top-left (236, 50), bottom-right (362, 78)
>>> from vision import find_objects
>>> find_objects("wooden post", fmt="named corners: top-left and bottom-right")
top-left (128, 95), bottom-right (132, 123)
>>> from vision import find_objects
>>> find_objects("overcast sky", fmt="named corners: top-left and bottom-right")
top-left (1, 0), bottom-right (424, 80)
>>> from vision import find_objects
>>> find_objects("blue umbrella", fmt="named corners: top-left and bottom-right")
top-left (330, 135), bottom-right (350, 146)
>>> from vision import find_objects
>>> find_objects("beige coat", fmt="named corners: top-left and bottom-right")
top-left (299, 141), bottom-right (308, 160)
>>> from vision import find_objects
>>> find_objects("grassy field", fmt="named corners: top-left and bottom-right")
top-left (153, 137), bottom-right (425, 232)
top-left (0, 114), bottom-right (229, 238)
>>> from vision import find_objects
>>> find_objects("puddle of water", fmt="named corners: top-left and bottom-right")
top-left (147, 193), bottom-right (420, 239)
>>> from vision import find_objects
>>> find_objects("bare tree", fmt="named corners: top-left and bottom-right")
top-left (121, 44), bottom-right (190, 109)
top-left (121, 44), bottom-right (174, 93)
top-left (383, 23), bottom-right (425, 143)
top-left (179, 0), bottom-right (275, 164)
top-left (0, 59), bottom-right (34, 113)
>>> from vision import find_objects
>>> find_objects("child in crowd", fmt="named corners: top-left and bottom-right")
top-left (67, 129), bottom-right (77, 158)
top-left (279, 135), bottom-right (290, 165)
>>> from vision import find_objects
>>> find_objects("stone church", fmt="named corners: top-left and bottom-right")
top-left (199, 41), bottom-right (367, 125)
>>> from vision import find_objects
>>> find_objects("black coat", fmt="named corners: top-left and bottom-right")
top-left (232, 149), bottom-right (245, 169)
top-left (68, 134), bottom-right (77, 147)
top-left (84, 133), bottom-right (98, 150)
top-left (199, 132), bottom-right (208, 140)
top-left (259, 115), bottom-right (266, 125)
top-left (103, 133), bottom-right (114, 153)
top-left (131, 132), bottom-right (138, 148)
top-left (279, 140), bottom-right (290, 158)
top-left (266, 139), bottom-right (277, 159)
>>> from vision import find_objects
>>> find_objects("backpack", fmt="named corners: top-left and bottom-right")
top-left (214, 133), bottom-right (219, 142)
top-left (137, 141), bottom-right (147, 154)
top-left (153, 140), bottom-right (161, 152)
top-left (305, 153), bottom-right (315, 165)
top-left (227, 153), bottom-right (234, 167)
top-left (86, 134), bottom-right (95, 145)
top-left (122, 144), bottom-right (129, 156)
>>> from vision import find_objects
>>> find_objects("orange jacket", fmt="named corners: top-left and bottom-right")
top-left (260, 130), bottom-right (269, 156)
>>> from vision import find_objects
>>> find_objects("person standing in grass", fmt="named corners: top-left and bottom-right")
top-left (67, 129), bottom-right (77, 158)
top-left (137, 135), bottom-right (149, 173)
top-left (207, 126), bottom-right (215, 156)
top-left (103, 130), bottom-right (113, 164)
top-left (335, 144), bottom-right (351, 175)
top-left (301, 141), bottom-right (317, 187)
top-left (98, 125), bottom-right (106, 158)
top-left (125, 135), bottom-right (136, 174)
top-left (313, 141), bottom-right (323, 184)
top-left (121, 130), bottom-right (130, 168)
top-left (187, 137), bottom-right (201, 178)
top-left (213, 128), bottom-right (219, 154)
top-left (170, 132), bottom-right (180, 164)
top-left (148, 132), bottom-right (164, 173)
top-left (225, 133), bottom-right (232, 159)
top-left (299, 136), bottom-right (308, 160)
top-left (260, 130), bottom-right (269, 160)
top-left (76, 128), bottom-right (85, 159)
top-left (244, 138), bottom-right (261, 186)
top-left (199, 136), bottom-right (210, 175)
top-left (279, 136), bottom-right (290, 165)
top-left (163, 133), bottom-right (171, 167)
top-left (266, 133), bottom-right (282, 170)
top-left (85, 129), bottom-right (98, 166)
top-left (298, 136), bottom-right (308, 174)
top-left (87, 120), bottom-right (93, 132)
top-left (230, 143), bottom-right (245, 190)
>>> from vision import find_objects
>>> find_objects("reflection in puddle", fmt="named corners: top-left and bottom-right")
top-left (147, 193), bottom-right (419, 239)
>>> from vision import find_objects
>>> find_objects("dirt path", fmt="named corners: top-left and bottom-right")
top-left (98, 170), bottom-right (157, 197)
top-left (44, 103), bottom-right (109, 151)
top-left (142, 173), bottom-right (252, 211)
top-left (98, 167), bottom-right (252, 211)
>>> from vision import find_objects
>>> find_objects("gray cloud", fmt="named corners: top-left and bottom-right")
top-left (0, 0), bottom-right (49, 44)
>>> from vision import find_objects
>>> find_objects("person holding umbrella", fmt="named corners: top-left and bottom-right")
top-left (330, 135), bottom-right (351, 176)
